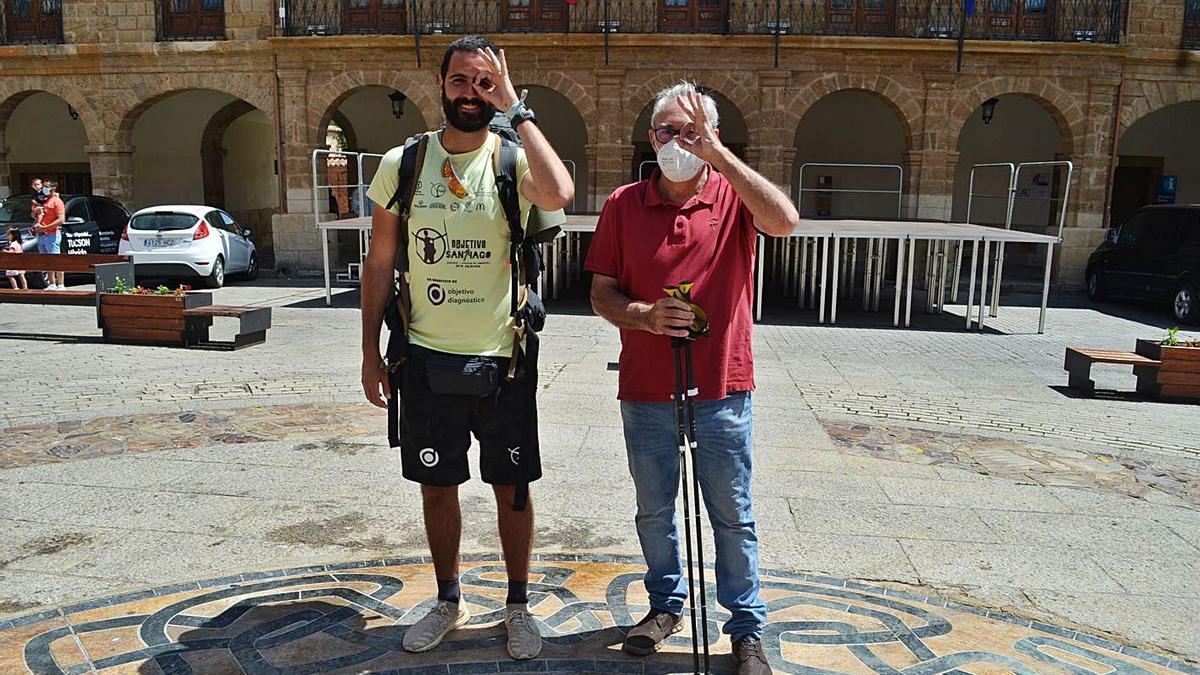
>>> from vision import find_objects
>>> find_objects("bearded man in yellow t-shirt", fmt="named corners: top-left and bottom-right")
top-left (360, 34), bottom-right (573, 661)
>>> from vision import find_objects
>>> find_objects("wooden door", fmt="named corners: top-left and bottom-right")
top-left (160, 0), bottom-right (225, 39)
top-left (5, 0), bottom-right (62, 43)
top-left (503, 0), bottom-right (568, 31)
top-left (985, 0), bottom-right (1053, 39)
top-left (658, 0), bottom-right (727, 33)
top-left (343, 0), bottom-right (406, 33)
top-left (826, 0), bottom-right (893, 35)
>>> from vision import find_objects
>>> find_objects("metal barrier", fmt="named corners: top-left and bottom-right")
top-left (785, 163), bottom-right (904, 314)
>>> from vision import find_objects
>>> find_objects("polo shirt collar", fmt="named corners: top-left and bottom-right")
top-left (644, 166), bottom-right (720, 208)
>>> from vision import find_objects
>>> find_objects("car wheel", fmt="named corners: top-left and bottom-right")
top-left (245, 253), bottom-right (258, 281)
top-left (1086, 270), bottom-right (1106, 301)
top-left (1173, 283), bottom-right (1198, 324)
top-left (204, 256), bottom-right (225, 289)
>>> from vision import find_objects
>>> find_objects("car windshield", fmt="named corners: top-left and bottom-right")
top-left (0, 196), bottom-right (34, 224)
top-left (130, 213), bottom-right (199, 231)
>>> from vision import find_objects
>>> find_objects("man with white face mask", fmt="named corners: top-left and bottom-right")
top-left (586, 82), bottom-right (799, 674)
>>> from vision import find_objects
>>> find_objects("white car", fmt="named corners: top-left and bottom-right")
top-left (118, 205), bottom-right (259, 288)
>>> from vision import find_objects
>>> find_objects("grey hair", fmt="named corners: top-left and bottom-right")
top-left (651, 81), bottom-right (719, 129)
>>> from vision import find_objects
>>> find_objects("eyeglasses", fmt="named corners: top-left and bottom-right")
top-left (653, 125), bottom-right (700, 145)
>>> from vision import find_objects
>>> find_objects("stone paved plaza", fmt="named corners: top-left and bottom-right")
top-left (0, 281), bottom-right (1198, 674)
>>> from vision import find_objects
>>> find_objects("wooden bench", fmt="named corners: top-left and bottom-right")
top-left (182, 304), bottom-right (272, 349)
top-left (1064, 347), bottom-right (1161, 396)
top-left (0, 253), bottom-right (134, 309)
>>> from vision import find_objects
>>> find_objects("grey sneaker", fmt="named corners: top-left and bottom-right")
top-left (402, 600), bottom-right (470, 653)
top-left (504, 603), bottom-right (542, 660)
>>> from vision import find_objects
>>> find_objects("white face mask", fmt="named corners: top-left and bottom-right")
top-left (655, 139), bottom-right (705, 183)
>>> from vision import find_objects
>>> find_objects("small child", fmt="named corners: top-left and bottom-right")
top-left (5, 228), bottom-right (26, 290)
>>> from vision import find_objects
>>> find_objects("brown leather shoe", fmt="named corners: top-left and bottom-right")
top-left (734, 636), bottom-right (770, 675)
top-left (622, 609), bottom-right (684, 656)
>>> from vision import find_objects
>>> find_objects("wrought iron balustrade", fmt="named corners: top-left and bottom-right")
top-left (281, 0), bottom-right (1124, 44)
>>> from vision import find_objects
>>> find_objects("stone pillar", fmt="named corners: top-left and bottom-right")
top-left (1055, 76), bottom-right (1120, 288)
top-left (592, 68), bottom-right (629, 204)
top-left (912, 76), bottom-right (956, 222)
top-left (0, 146), bottom-right (10, 199)
top-left (584, 144), bottom-right (599, 212)
top-left (272, 67), bottom-right (324, 274)
top-left (752, 70), bottom-right (793, 193)
top-left (86, 145), bottom-right (134, 208)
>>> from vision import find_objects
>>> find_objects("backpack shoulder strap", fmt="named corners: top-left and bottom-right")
top-left (493, 134), bottom-right (523, 243)
top-left (387, 133), bottom-right (430, 276)
top-left (385, 132), bottom-right (429, 216)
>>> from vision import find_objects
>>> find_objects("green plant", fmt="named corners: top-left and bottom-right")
top-left (109, 276), bottom-right (133, 295)
top-left (153, 285), bottom-right (172, 296)
top-left (1163, 327), bottom-right (1181, 346)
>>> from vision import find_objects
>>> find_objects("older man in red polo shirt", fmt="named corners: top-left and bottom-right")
top-left (586, 83), bottom-right (798, 675)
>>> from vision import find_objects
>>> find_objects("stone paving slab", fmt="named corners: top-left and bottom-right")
top-left (2, 284), bottom-right (1200, 668)
top-left (4, 556), bottom-right (1196, 675)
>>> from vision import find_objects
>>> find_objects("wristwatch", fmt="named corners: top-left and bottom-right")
top-left (507, 100), bottom-right (537, 130)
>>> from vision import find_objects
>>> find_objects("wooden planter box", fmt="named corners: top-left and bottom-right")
top-left (99, 292), bottom-right (213, 346)
top-left (1134, 339), bottom-right (1200, 401)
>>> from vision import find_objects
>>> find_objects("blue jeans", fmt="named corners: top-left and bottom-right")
top-left (621, 392), bottom-right (766, 641)
top-left (36, 233), bottom-right (59, 254)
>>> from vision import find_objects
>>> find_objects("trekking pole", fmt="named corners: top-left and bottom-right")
top-left (684, 339), bottom-right (710, 673)
top-left (672, 337), bottom-right (701, 674)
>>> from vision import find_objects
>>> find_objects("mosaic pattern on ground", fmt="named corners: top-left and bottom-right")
top-left (823, 420), bottom-right (1200, 507)
top-left (2, 555), bottom-right (1193, 675)
top-left (0, 404), bottom-right (384, 469)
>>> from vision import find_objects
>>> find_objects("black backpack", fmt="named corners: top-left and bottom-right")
top-left (381, 123), bottom-right (560, 380)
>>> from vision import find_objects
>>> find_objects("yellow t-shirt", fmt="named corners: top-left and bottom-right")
top-left (367, 132), bottom-right (532, 357)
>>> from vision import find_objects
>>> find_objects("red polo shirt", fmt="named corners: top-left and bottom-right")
top-left (586, 168), bottom-right (758, 402)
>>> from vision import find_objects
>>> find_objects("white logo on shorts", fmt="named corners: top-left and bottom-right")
top-left (508, 446), bottom-right (520, 466)
top-left (419, 448), bottom-right (440, 468)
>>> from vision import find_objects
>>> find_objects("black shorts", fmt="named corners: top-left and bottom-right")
top-left (392, 347), bottom-right (541, 487)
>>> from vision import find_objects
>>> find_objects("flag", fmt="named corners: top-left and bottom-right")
top-left (965, 0), bottom-right (975, 16)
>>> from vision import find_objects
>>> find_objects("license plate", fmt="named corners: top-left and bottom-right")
top-left (144, 238), bottom-right (177, 249)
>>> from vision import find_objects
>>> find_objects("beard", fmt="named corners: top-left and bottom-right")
top-left (442, 92), bottom-right (495, 133)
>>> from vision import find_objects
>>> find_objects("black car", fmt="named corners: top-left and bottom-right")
top-left (0, 193), bottom-right (130, 256)
top-left (1086, 204), bottom-right (1200, 323)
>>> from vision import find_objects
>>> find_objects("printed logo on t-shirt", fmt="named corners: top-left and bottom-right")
top-left (413, 225), bottom-right (448, 265)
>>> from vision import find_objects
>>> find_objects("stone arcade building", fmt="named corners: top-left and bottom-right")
top-left (0, 0), bottom-right (1197, 289)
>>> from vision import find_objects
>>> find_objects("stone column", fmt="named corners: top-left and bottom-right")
top-left (751, 70), bottom-right (793, 193)
top-left (0, 146), bottom-right (10, 199)
top-left (86, 145), bottom-right (134, 208)
top-left (592, 68), bottom-right (629, 203)
top-left (271, 67), bottom-right (324, 274)
top-left (1055, 76), bottom-right (1120, 288)
top-left (912, 76), bottom-right (956, 222)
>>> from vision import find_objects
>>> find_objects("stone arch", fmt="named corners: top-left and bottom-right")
top-left (114, 78), bottom-right (274, 147)
top-left (1119, 79), bottom-right (1200, 135)
top-left (201, 100), bottom-right (258, 208)
top-left (309, 69), bottom-right (440, 149)
top-left (514, 70), bottom-right (597, 132)
top-left (783, 73), bottom-right (922, 154)
top-left (0, 87), bottom-right (95, 149)
top-left (946, 78), bottom-right (1080, 157)
top-left (620, 71), bottom-right (757, 147)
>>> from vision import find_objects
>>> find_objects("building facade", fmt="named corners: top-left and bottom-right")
top-left (1, 0), bottom-right (1198, 287)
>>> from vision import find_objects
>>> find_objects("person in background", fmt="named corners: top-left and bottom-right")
top-left (32, 180), bottom-right (65, 290)
top-left (4, 228), bottom-right (26, 290)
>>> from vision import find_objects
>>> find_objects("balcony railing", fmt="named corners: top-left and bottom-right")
top-left (1185, 0), bottom-right (1200, 50)
top-left (282, 0), bottom-right (1124, 44)
top-left (158, 0), bottom-right (226, 41)
top-left (2, 0), bottom-right (63, 44)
